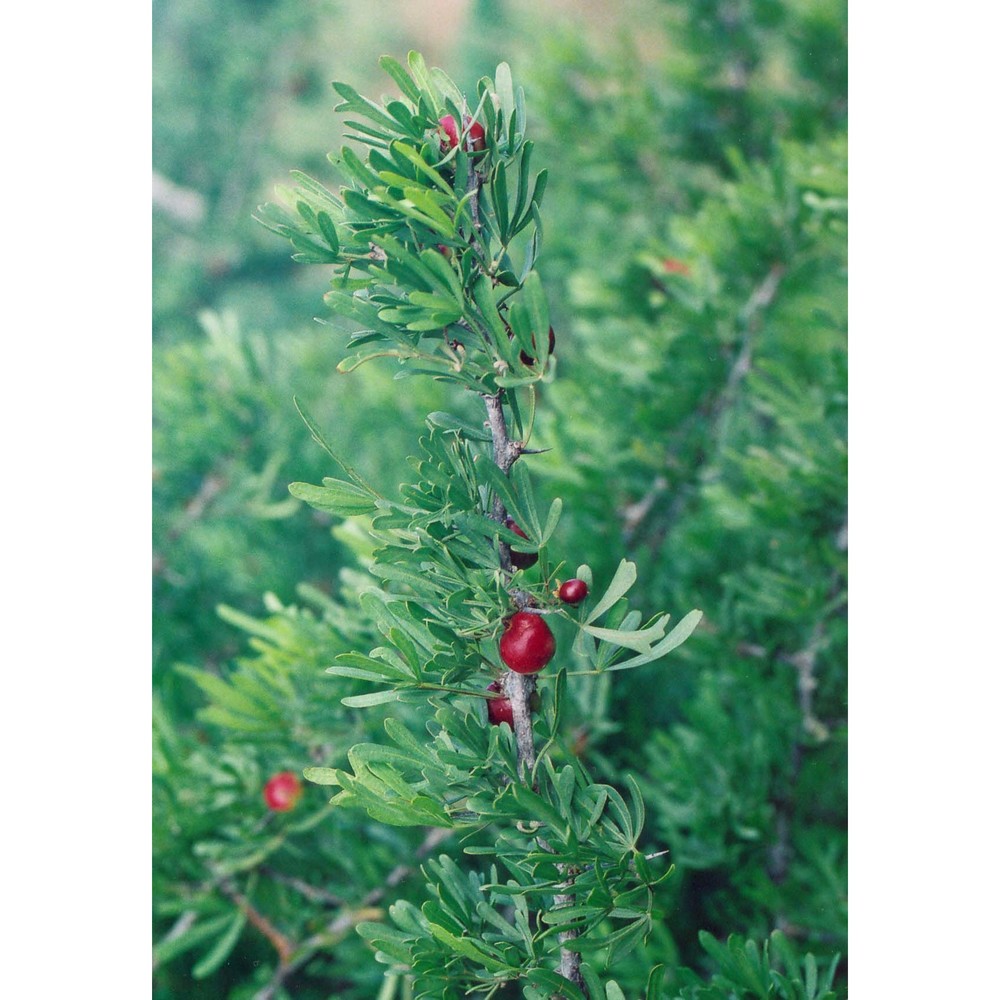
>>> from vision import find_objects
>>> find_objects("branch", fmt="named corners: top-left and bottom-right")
top-left (482, 390), bottom-right (536, 778)
top-left (481, 390), bottom-right (587, 995)
top-left (253, 827), bottom-right (452, 1000)
top-left (626, 263), bottom-right (785, 548)
top-left (220, 880), bottom-right (295, 965)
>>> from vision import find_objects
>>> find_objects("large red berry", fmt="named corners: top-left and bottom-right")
top-left (486, 681), bottom-right (515, 727)
top-left (263, 771), bottom-right (303, 812)
top-left (505, 518), bottom-right (538, 570)
top-left (558, 578), bottom-right (589, 605)
top-left (499, 611), bottom-right (556, 674)
top-left (519, 326), bottom-right (556, 366)
top-left (438, 114), bottom-right (486, 153)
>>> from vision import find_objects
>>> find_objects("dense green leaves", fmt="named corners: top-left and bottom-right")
top-left (155, 4), bottom-right (846, 997)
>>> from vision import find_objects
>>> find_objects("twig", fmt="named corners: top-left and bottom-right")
top-left (767, 560), bottom-right (844, 886)
top-left (252, 827), bottom-right (452, 1000)
top-left (628, 263), bottom-right (785, 549)
top-left (220, 880), bottom-right (295, 965)
top-left (259, 868), bottom-right (346, 908)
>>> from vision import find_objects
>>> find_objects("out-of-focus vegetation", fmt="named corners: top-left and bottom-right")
top-left (153, 0), bottom-right (846, 996)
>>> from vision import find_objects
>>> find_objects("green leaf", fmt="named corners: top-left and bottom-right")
top-left (584, 560), bottom-right (638, 624)
top-left (379, 54), bottom-right (423, 104)
top-left (341, 689), bottom-right (403, 708)
top-left (604, 609), bottom-right (703, 671)
top-left (153, 914), bottom-right (234, 968)
top-left (176, 665), bottom-right (271, 721)
top-left (523, 968), bottom-right (587, 999)
top-left (288, 232), bottom-right (339, 264)
top-left (625, 774), bottom-right (646, 840)
top-left (288, 170), bottom-right (343, 214)
top-left (579, 965), bottom-right (607, 1000)
top-left (338, 145), bottom-right (384, 191)
top-left (645, 964), bottom-right (666, 1000)
top-left (199, 707), bottom-right (273, 734)
top-left (580, 618), bottom-right (669, 654)
top-left (332, 80), bottom-right (401, 133)
top-left (192, 908), bottom-right (246, 979)
top-left (494, 62), bottom-right (515, 126)
top-left (292, 396), bottom-right (374, 489)
top-left (302, 767), bottom-right (340, 786)
top-left (391, 141), bottom-right (455, 196)
top-left (540, 904), bottom-right (599, 926)
top-left (426, 411), bottom-right (491, 441)
top-left (492, 161), bottom-right (510, 241)
top-left (407, 51), bottom-right (443, 114)
top-left (357, 921), bottom-right (415, 965)
top-left (470, 274), bottom-right (515, 355)
top-left (521, 271), bottom-right (550, 355)
top-left (289, 480), bottom-right (379, 517)
top-left (426, 924), bottom-right (508, 972)
top-left (329, 651), bottom-right (413, 682)
top-left (418, 247), bottom-right (464, 300)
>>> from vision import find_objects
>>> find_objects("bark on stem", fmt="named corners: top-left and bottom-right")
top-left (482, 391), bottom-right (534, 773)
top-left (481, 389), bottom-right (586, 996)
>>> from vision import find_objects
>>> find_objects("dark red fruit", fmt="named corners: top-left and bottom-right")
top-left (558, 578), bottom-right (589, 605)
top-left (438, 114), bottom-right (486, 153)
top-left (499, 611), bottom-right (556, 674)
top-left (486, 681), bottom-right (515, 727)
top-left (519, 326), bottom-right (556, 366)
top-left (505, 518), bottom-right (538, 570)
top-left (263, 771), bottom-right (303, 812)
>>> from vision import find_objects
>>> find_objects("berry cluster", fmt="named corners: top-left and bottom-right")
top-left (485, 576), bottom-right (590, 726)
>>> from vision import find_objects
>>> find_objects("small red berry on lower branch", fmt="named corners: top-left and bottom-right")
top-left (486, 681), bottom-right (515, 727)
top-left (558, 578), bottom-right (589, 605)
top-left (263, 771), bottom-right (303, 812)
top-left (499, 611), bottom-right (556, 674)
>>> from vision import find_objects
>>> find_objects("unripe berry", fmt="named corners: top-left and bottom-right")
top-left (486, 681), bottom-right (514, 727)
top-left (558, 578), bottom-right (589, 605)
top-left (505, 518), bottom-right (538, 570)
top-left (499, 611), bottom-right (556, 674)
top-left (263, 771), bottom-right (303, 812)
top-left (438, 114), bottom-right (486, 154)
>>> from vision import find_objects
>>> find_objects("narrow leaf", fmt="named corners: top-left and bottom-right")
top-left (584, 560), bottom-right (638, 624)
top-left (192, 909), bottom-right (246, 979)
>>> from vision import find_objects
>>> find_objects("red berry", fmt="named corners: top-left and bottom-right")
top-left (499, 611), bottom-right (556, 674)
top-left (505, 518), bottom-right (538, 570)
top-left (486, 681), bottom-right (515, 726)
top-left (438, 114), bottom-right (486, 153)
top-left (263, 771), bottom-right (303, 812)
top-left (519, 326), bottom-right (556, 366)
top-left (558, 578), bottom-right (589, 605)
top-left (662, 257), bottom-right (691, 276)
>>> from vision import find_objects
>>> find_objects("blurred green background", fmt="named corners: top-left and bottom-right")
top-left (153, 0), bottom-right (846, 996)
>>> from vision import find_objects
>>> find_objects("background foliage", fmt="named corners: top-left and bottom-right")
top-left (153, 1), bottom-right (846, 996)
